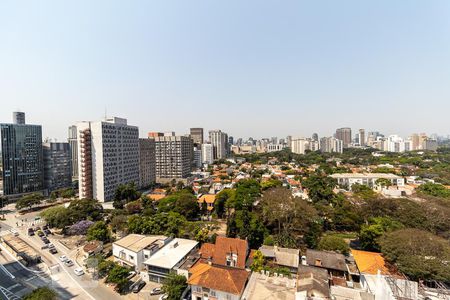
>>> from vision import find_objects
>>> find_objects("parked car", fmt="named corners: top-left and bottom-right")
top-left (41, 244), bottom-right (49, 250)
top-left (48, 244), bottom-right (55, 249)
top-left (37, 231), bottom-right (44, 237)
top-left (127, 271), bottom-right (136, 280)
top-left (159, 294), bottom-right (168, 300)
top-left (27, 228), bottom-right (35, 236)
top-left (132, 280), bottom-right (146, 293)
top-left (42, 225), bottom-right (48, 230)
top-left (65, 260), bottom-right (74, 267)
top-left (9, 229), bottom-right (19, 236)
top-left (44, 229), bottom-right (52, 235)
top-left (42, 238), bottom-right (50, 244)
top-left (150, 287), bottom-right (163, 295)
top-left (59, 255), bottom-right (68, 262)
top-left (49, 248), bottom-right (58, 254)
top-left (74, 268), bottom-right (84, 276)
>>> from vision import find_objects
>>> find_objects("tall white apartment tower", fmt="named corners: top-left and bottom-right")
top-left (77, 117), bottom-right (139, 202)
top-left (201, 143), bottom-right (214, 165)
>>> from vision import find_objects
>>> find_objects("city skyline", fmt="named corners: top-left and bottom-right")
top-left (1, 1), bottom-right (450, 140)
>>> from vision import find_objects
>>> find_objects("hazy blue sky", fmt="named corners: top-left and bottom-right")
top-left (1, 1), bottom-right (449, 141)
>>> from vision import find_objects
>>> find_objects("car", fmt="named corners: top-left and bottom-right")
top-left (159, 294), bottom-right (168, 300)
top-left (42, 238), bottom-right (50, 244)
top-left (49, 248), bottom-right (58, 254)
top-left (65, 260), bottom-right (74, 267)
top-left (150, 287), bottom-right (163, 295)
top-left (74, 268), bottom-right (84, 276)
top-left (28, 231), bottom-right (35, 236)
top-left (41, 244), bottom-right (49, 250)
top-left (48, 243), bottom-right (55, 249)
top-left (132, 280), bottom-right (146, 293)
top-left (42, 225), bottom-right (48, 230)
top-left (127, 271), bottom-right (136, 280)
top-left (37, 231), bottom-right (44, 237)
top-left (44, 229), bottom-right (52, 235)
top-left (9, 229), bottom-right (19, 236)
top-left (59, 255), bottom-right (68, 262)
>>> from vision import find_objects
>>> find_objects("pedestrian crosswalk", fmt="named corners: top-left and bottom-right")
top-left (0, 286), bottom-right (21, 300)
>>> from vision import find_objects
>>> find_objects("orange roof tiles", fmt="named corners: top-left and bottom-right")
top-left (351, 249), bottom-right (391, 275)
top-left (198, 194), bottom-right (216, 204)
top-left (212, 236), bottom-right (248, 269)
top-left (188, 263), bottom-right (250, 295)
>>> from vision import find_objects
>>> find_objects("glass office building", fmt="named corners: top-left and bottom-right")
top-left (0, 123), bottom-right (44, 196)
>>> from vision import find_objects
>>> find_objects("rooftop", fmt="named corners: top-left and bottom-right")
top-left (212, 236), bottom-right (248, 269)
top-left (144, 238), bottom-right (198, 269)
top-left (351, 249), bottom-right (391, 275)
top-left (259, 245), bottom-right (300, 268)
top-left (306, 249), bottom-right (347, 272)
top-left (113, 234), bottom-right (168, 253)
top-left (242, 272), bottom-right (297, 300)
top-left (188, 262), bottom-right (250, 295)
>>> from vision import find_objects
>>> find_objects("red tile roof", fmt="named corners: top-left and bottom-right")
top-left (212, 236), bottom-right (248, 269)
top-left (188, 263), bottom-right (250, 295)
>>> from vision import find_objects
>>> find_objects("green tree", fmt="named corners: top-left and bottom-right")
top-left (380, 229), bottom-right (450, 281)
top-left (302, 174), bottom-right (336, 205)
top-left (318, 235), bottom-right (350, 255)
top-left (23, 287), bottom-right (58, 300)
top-left (214, 189), bottom-right (234, 218)
top-left (114, 182), bottom-right (141, 208)
top-left (250, 250), bottom-right (265, 272)
top-left (87, 221), bottom-right (111, 242)
top-left (16, 193), bottom-right (44, 210)
top-left (173, 194), bottom-right (200, 220)
top-left (417, 182), bottom-right (450, 198)
top-left (375, 178), bottom-right (392, 189)
top-left (359, 217), bottom-right (403, 251)
top-left (41, 206), bottom-right (72, 228)
top-left (162, 273), bottom-right (187, 300)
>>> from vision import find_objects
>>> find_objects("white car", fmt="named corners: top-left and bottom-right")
top-left (74, 268), bottom-right (84, 276)
top-left (159, 294), bottom-right (168, 300)
top-left (9, 229), bottom-right (19, 236)
top-left (64, 260), bottom-right (74, 267)
top-left (59, 255), bottom-right (68, 262)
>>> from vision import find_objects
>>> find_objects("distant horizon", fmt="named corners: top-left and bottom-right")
top-left (0, 110), bottom-right (448, 143)
top-left (1, 1), bottom-right (449, 140)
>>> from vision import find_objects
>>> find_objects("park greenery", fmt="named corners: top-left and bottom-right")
top-left (23, 287), bottom-right (58, 300)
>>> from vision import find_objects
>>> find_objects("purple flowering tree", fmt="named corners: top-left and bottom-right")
top-left (68, 220), bottom-right (94, 235)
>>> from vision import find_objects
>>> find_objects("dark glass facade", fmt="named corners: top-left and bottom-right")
top-left (0, 124), bottom-right (44, 195)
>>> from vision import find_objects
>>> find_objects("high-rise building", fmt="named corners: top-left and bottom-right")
top-left (358, 129), bottom-right (366, 146)
top-left (0, 112), bottom-right (44, 196)
top-left (139, 138), bottom-right (156, 188)
top-left (410, 133), bottom-right (420, 151)
top-left (68, 125), bottom-right (78, 180)
top-left (320, 137), bottom-right (343, 153)
top-left (209, 130), bottom-right (229, 160)
top-left (291, 138), bottom-right (310, 155)
top-left (12, 111), bottom-right (25, 125)
top-left (43, 142), bottom-right (72, 192)
top-left (193, 147), bottom-right (202, 169)
top-left (228, 136), bottom-right (234, 146)
top-left (77, 117), bottom-right (139, 202)
top-left (312, 133), bottom-right (319, 142)
top-left (190, 128), bottom-right (204, 146)
top-left (201, 144), bottom-right (214, 165)
top-left (335, 127), bottom-right (352, 148)
top-left (153, 135), bottom-right (193, 180)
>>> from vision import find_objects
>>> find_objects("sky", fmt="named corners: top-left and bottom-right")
top-left (1, 0), bottom-right (450, 141)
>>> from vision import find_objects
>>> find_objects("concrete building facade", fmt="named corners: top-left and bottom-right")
top-left (68, 125), bottom-right (78, 180)
top-left (139, 138), bottom-right (156, 189)
top-left (77, 117), bottom-right (139, 202)
top-left (335, 127), bottom-right (352, 148)
top-left (154, 135), bottom-right (193, 180)
top-left (190, 128), bottom-right (204, 146)
top-left (209, 130), bottom-right (229, 160)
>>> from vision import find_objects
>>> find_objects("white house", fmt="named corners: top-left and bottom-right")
top-left (112, 234), bottom-right (170, 272)
top-left (330, 173), bottom-right (404, 190)
top-left (144, 238), bottom-right (199, 283)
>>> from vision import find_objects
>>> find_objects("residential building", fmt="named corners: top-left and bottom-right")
top-left (0, 112), bottom-right (44, 197)
top-left (153, 135), bottom-right (193, 180)
top-left (259, 245), bottom-right (300, 273)
top-left (267, 143), bottom-right (286, 152)
top-left (330, 173), bottom-right (405, 190)
top-left (190, 128), bottom-right (204, 146)
top-left (197, 194), bottom-right (216, 212)
top-left (201, 143), bottom-right (214, 165)
top-left (228, 136), bottom-right (234, 146)
top-left (189, 236), bottom-right (250, 300)
top-left (320, 137), bottom-right (343, 153)
top-left (335, 127), bottom-right (352, 148)
top-left (297, 265), bottom-right (330, 300)
top-left (113, 234), bottom-right (170, 272)
top-left (144, 238), bottom-right (199, 283)
top-left (305, 249), bottom-right (348, 280)
top-left (77, 117), bottom-right (139, 202)
top-left (209, 130), bottom-right (229, 160)
top-left (139, 138), bottom-right (156, 188)
top-left (148, 132), bottom-right (163, 138)
top-left (312, 133), bottom-right (319, 142)
top-left (68, 125), bottom-right (78, 180)
top-left (43, 142), bottom-right (72, 192)
top-left (291, 138), bottom-right (311, 155)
